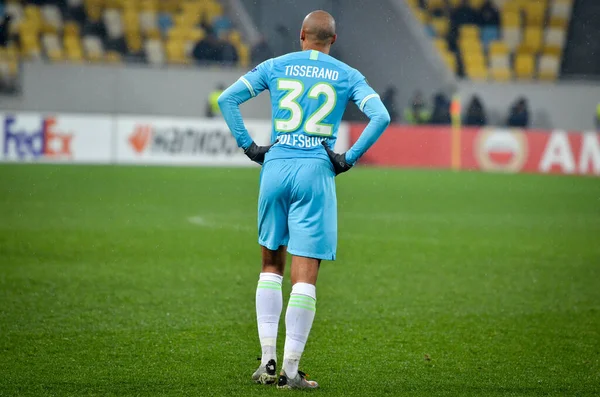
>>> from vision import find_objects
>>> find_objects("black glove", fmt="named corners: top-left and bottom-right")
top-left (322, 141), bottom-right (353, 175)
top-left (244, 141), bottom-right (274, 165)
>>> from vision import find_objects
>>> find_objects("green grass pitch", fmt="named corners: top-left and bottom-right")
top-left (0, 164), bottom-right (599, 396)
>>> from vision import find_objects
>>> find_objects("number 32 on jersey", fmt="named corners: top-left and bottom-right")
top-left (275, 78), bottom-right (337, 137)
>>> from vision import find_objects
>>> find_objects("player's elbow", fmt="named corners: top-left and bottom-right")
top-left (217, 92), bottom-right (229, 111)
top-left (376, 109), bottom-right (391, 128)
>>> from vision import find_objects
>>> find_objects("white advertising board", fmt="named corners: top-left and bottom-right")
top-left (0, 112), bottom-right (350, 166)
top-left (115, 115), bottom-right (350, 166)
top-left (0, 112), bottom-right (112, 163)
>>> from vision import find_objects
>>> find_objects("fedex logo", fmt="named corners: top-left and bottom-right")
top-left (3, 115), bottom-right (73, 160)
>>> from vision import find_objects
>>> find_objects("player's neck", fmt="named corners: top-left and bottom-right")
top-left (302, 43), bottom-right (331, 55)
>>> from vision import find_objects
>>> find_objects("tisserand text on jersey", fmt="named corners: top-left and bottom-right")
top-left (284, 65), bottom-right (339, 81)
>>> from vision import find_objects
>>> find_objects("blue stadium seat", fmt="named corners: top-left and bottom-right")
top-left (481, 26), bottom-right (500, 48)
top-left (425, 24), bottom-right (436, 38)
top-left (158, 13), bottom-right (173, 35)
top-left (212, 15), bottom-right (233, 36)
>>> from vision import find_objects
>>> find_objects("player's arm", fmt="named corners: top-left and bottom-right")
top-left (322, 71), bottom-right (390, 175)
top-left (217, 60), bottom-right (274, 164)
top-left (345, 91), bottom-right (390, 165)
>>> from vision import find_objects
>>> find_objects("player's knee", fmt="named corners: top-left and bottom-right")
top-left (261, 246), bottom-right (286, 271)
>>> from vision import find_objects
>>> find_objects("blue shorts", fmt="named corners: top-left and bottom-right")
top-left (258, 158), bottom-right (337, 261)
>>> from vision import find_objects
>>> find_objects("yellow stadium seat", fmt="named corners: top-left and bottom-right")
top-left (490, 67), bottom-right (512, 82)
top-left (105, 51), bottom-right (122, 63)
top-left (469, 0), bottom-right (485, 9)
top-left (18, 20), bottom-right (40, 36)
top-left (465, 66), bottom-right (488, 81)
top-left (24, 5), bottom-right (42, 25)
top-left (442, 51), bottom-right (457, 73)
top-left (237, 42), bottom-right (250, 68)
top-left (123, 12), bottom-right (140, 33)
top-left (86, 5), bottom-right (103, 23)
top-left (431, 17), bottom-right (449, 37)
top-left (168, 27), bottom-right (187, 40)
top-left (105, 0), bottom-right (124, 9)
top-left (140, 0), bottom-right (159, 11)
top-left (4, 46), bottom-right (19, 61)
top-left (463, 51), bottom-right (486, 67)
top-left (188, 28), bottom-right (205, 42)
top-left (64, 35), bottom-right (80, 49)
top-left (405, 0), bottom-right (419, 9)
top-left (145, 27), bottom-right (162, 39)
top-left (427, 0), bottom-right (445, 9)
top-left (488, 40), bottom-right (509, 56)
top-left (524, 2), bottom-right (546, 26)
top-left (459, 38), bottom-right (483, 52)
top-left (159, 0), bottom-right (179, 13)
top-left (229, 30), bottom-right (242, 46)
top-left (166, 39), bottom-right (187, 64)
top-left (64, 21), bottom-right (81, 36)
top-left (126, 33), bottom-right (143, 53)
top-left (433, 38), bottom-right (448, 53)
top-left (514, 53), bottom-right (535, 79)
top-left (520, 27), bottom-right (543, 53)
top-left (501, 10), bottom-right (520, 28)
top-left (459, 24), bottom-right (480, 40)
top-left (542, 45), bottom-right (562, 57)
top-left (174, 14), bottom-right (195, 28)
top-left (65, 47), bottom-right (83, 63)
top-left (413, 8), bottom-right (429, 24)
top-left (549, 17), bottom-right (568, 28)
top-left (502, 1), bottom-right (521, 14)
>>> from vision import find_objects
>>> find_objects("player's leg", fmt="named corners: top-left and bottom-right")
top-left (253, 246), bottom-right (285, 382)
top-left (278, 159), bottom-right (337, 390)
top-left (252, 160), bottom-right (291, 384)
top-left (278, 255), bottom-right (320, 389)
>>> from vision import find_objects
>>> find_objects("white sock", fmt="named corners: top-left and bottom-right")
top-left (256, 272), bottom-right (283, 366)
top-left (283, 282), bottom-right (317, 379)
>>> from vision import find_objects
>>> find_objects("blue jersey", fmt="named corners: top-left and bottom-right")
top-left (238, 50), bottom-right (379, 162)
top-left (218, 49), bottom-right (390, 166)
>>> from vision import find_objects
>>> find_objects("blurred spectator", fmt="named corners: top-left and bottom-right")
top-left (507, 97), bottom-right (530, 128)
top-left (66, 1), bottom-right (87, 24)
top-left (381, 86), bottom-right (399, 123)
top-left (429, 92), bottom-right (451, 125)
top-left (404, 91), bottom-right (431, 125)
top-left (430, 1), bottom-right (448, 18)
top-left (0, 14), bottom-right (11, 47)
top-left (251, 35), bottom-right (274, 65)
top-left (465, 95), bottom-right (487, 126)
top-left (449, 0), bottom-right (478, 51)
top-left (192, 32), bottom-right (222, 63)
top-left (206, 83), bottom-right (225, 118)
top-left (82, 9), bottom-right (107, 40)
top-left (478, 0), bottom-right (500, 27)
top-left (219, 32), bottom-right (239, 65)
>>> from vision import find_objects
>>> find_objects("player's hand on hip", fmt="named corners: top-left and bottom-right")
top-left (322, 141), bottom-right (352, 175)
top-left (244, 141), bottom-right (275, 165)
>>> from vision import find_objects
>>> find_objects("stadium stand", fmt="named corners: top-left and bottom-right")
top-left (406, 0), bottom-right (574, 81)
top-left (0, 0), bottom-right (249, 76)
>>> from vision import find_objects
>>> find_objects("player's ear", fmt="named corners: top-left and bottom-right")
top-left (330, 34), bottom-right (337, 45)
top-left (300, 30), bottom-right (306, 42)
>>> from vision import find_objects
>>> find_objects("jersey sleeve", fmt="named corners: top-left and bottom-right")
top-left (348, 69), bottom-right (380, 112)
top-left (238, 59), bottom-right (273, 98)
